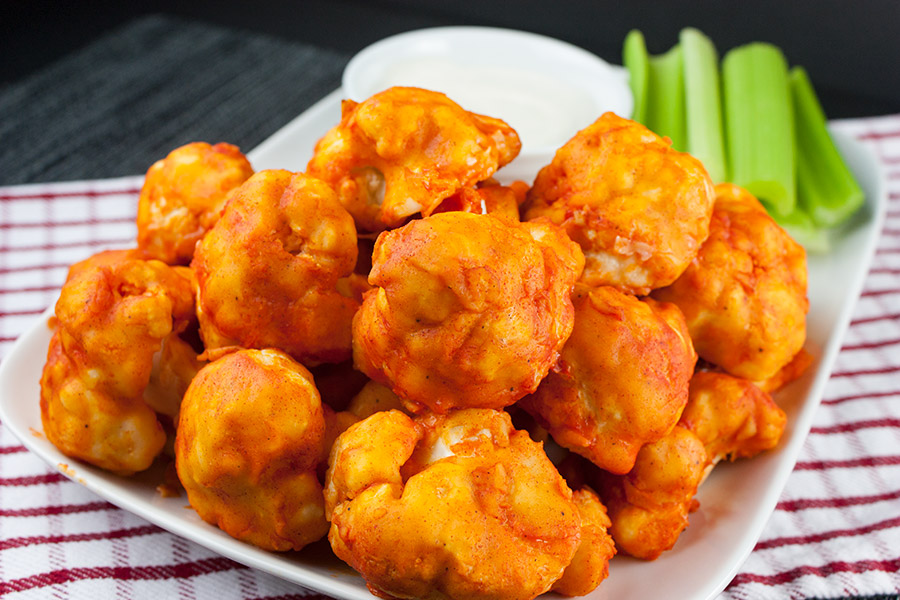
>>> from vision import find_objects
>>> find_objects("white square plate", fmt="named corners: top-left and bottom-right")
top-left (0, 89), bottom-right (887, 600)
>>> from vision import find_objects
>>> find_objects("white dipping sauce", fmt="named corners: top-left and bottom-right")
top-left (375, 57), bottom-right (599, 150)
top-left (343, 27), bottom-right (633, 182)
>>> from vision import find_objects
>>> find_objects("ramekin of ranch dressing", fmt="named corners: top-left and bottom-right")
top-left (342, 27), bottom-right (633, 183)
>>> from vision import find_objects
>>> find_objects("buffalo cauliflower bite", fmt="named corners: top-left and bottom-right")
top-left (141, 329), bottom-right (203, 421)
top-left (307, 87), bottom-right (521, 232)
top-left (524, 112), bottom-right (715, 295)
top-left (552, 487), bottom-right (617, 596)
top-left (755, 348), bottom-right (813, 393)
top-left (40, 250), bottom-right (197, 475)
top-left (353, 211), bottom-right (584, 413)
top-left (595, 426), bottom-right (706, 561)
top-left (680, 371), bottom-right (787, 467)
top-left (175, 348), bottom-right (329, 551)
top-left (136, 142), bottom-right (254, 265)
top-left (519, 284), bottom-right (697, 475)
top-left (653, 183), bottom-right (809, 380)
top-left (595, 371), bottom-right (786, 560)
top-left (192, 170), bottom-right (359, 366)
top-left (347, 380), bottom-right (409, 419)
top-left (325, 408), bottom-right (607, 600)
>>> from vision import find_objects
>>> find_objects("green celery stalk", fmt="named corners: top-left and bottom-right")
top-left (723, 42), bottom-right (795, 215)
top-left (623, 29), bottom-right (649, 124)
top-left (791, 66), bottom-right (864, 227)
top-left (680, 27), bottom-right (726, 182)
top-left (646, 44), bottom-right (687, 151)
top-left (773, 207), bottom-right (831, 253)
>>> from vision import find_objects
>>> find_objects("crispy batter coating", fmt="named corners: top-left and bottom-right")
top-left (175, 349), bottom-right (329, 551)
top-left (596, 426), bottom-right (706, 561)
top-left (595, 371), bottom-right (786, 560)
top-left (755, 348), bottom-right (813, 393)
top-left (347, 380), bottom-right (409, 420)
top-left (325, 409), bottom-right (583, 600)
top-left (552, 487), bottom-right (616, 597)
top-left (192, 170), bottom-right (359, 366)
top-left (653, 183), bottom-right (809, 380)
top-left (321, 405), bottom-right (361, 462)
top-left (142, 330), bottom-right (203, 420)
top-left (40, 250), bottom-right (196, 475)
top-left (433, 179), bottom-right (528, 222)
top-left (307, 87), bottom-right (521, 232)
top-left (681, 371), bottom-right (787, 467)
top-left (520, 284), bottom-right (697, 474)
top-left (524, 112), bottom-right (715, 294)
top-left (353, 212), bottom-right (584, 413)
top-left (137, 142), bottom-right (254, 265)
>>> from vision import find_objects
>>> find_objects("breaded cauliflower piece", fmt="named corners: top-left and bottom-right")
top-left (307, 87), bottom-right (521, 232)
top-left (325, 408), bottom-right (599, 600)
top-left (680, 371), bottom-right (787, 467)
top-left (141, 329), bottom-right (203, 421)
top-left (40, 250), bottom-right (197, 475)
top-left (137, 142), bottom-right (254, 265)
top-left (754, 349), bottom-right (813, 393)
top-left (175, 348), bottom-right (329, 551)
top-left (653, 183), bottom-right (808, 380)
top-left (192, 170), bottom-right (359, 366)
top-left (595, 371), bottom-right (786, 560)
top-left (353, 211), bottom-right (584, 413)
top-left (595, 425), bottom-right (707, 561)
top-left (347, 380), bottom-right (409, 420)
top-left (552, 487), bottom-right (617, 597)
top-left (520, 284), bottom-right (697, 475)
top-left (524, 112), bottom-right (715, 295)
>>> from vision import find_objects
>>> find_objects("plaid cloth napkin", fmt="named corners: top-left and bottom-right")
top-left (1, 118), bottom-right (898, 599)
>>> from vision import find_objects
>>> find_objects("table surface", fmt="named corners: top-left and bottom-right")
top-left (1, 13), bottom-right (899, 600)
top-left (5, 0), bottom-right (900, 120)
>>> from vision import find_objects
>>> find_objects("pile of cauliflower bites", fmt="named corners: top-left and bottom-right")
top-left (40, 86), bottom-right (808, 600)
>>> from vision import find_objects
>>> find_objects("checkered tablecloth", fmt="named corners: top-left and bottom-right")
top-left (1, 117), bottom-right (899, 599)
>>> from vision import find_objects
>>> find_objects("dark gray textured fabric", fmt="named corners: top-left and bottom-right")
top-left (0, 14), bottom-right (349, 185)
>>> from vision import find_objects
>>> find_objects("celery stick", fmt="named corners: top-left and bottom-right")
top-left (773, 208), bottom-right (830, 253)
top-left (680, 28), bottom-right (726, 182)
top-left (646, 44), bottom-right (686, 151)
top-left (623, 30), bottom-right (649, 124)
top-left (791, 66), bottom-right (864, 227)
top-left (723, 43), bottom-right (795, 215)
top-left (622, 30), bottom-right (685, 150)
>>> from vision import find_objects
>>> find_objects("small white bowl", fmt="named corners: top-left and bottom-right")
top-left (342, 26), bottom-right (633, 182)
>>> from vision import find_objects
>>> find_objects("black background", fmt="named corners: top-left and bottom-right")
top-left (4, 0), bottom-right (900, 118)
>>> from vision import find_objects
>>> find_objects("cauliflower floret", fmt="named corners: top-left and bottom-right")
top-left (40, 250), bottom-right (197, 475)
top-left (524, 112), bottom-right (715, 295)
top-left (192, 170), bottom-right (359, 366)
top-left (175, 348), bottom-right (329, 551)
top-left (520, 284), bottom-right (697, 475)
top-left (325, 408), bottom-right (611, 600)
top-left (552, 487), bottom-right (617, 596)
top-left (594, 371), bottom-right (786, 560)
top-left (136, 142), bottom-right (253, 265)
top-left (653, 183), bottom-right (808, 380)
top-left (352, 211), bottom-right (583, 413)
top-left (307, 87), bottom-right (521, 232)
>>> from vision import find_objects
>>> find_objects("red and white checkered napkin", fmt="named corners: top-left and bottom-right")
top-left (719, 118), bottom-right (900, 600)
top-left (0, 177), bottom-right (327, 599)
top-left (1, 117), bottom-right (899, 599)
